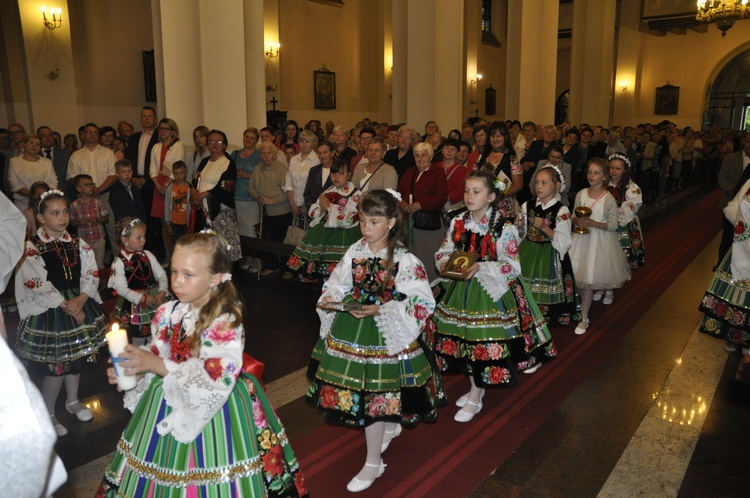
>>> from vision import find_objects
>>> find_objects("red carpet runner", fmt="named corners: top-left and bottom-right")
top-left (293, 189), bottom-right (723, 497)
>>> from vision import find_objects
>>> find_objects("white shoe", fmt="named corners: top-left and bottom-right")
top-left (346, 460), bottom-right (386, 492)
top-left (575, 318), bottom-right (590, 335)
top-left (455, 388), bottom-right (485, 408)
top-left (380, 424), bottom-right (402, 453)
top-left (454, 399), bottom-right (483, 422)
top-left (50, 416), bottom-right (68, 437)
top-left (522, 362), bottom-right (542, 374)
top-left (602, 290), bottom-right (614, 305)
top-left (65, 400), bottom-right (93, 422)
top-left (593, 290), bottom-right (604, 302)
top-left (725, 344), bottom-right (737, 353)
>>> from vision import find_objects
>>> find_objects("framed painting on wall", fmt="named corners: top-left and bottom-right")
top-left (314, 70), bottom-right (336, 110)
top-left (655, 84), bottom-right (679, 115)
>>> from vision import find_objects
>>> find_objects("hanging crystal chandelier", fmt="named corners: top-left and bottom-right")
top-left (696, 0), bottom-right (750, 37)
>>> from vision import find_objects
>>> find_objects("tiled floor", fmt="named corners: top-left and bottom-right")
top-left (6, 184), bottom-right (750, 497)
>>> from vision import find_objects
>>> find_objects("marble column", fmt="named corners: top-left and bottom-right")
top-left (568, 0), bottom-right (617, 126)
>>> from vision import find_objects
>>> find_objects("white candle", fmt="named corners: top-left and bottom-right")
top-left (105, 324), bottom-right (137, 391)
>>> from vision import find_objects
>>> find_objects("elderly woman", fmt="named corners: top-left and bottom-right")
top-left (231, 127), bottom-right (261, 272)
top-left (384, 125), bottom-right (418, 179)
top-left (397, 142), bottom-right (448, 281)
top-left (192, 129), bottom-right (241, 261)
top-left (330, 124), bottom-right (357, 164)
top-left (285, 130), bottom-right (319, 219)
top-left (475, 121), bottom-right (524, 218)
top-left (350, 137), bottom-right (398, 192)
top-left (8, 134), bottom-right (58, 211)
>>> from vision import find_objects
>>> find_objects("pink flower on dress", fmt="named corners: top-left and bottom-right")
top-left (414, 265), bottom-right (427, 280)
top-left (369, 394), bottom-right (387, 417)
top-left (207, 327), bottom-right (237, 344)
top-left (505, 240), bottom-right (518, 257)
top-left (252, 398), bottom-right (268, 428)
top-left (386, 396), bottom-right (400, 415)
top-left (500, 264), bottom-right (513, 274)
top-left (487, 343), bottom-right (504, 360)
top-left (412, 304), bottom-right (429, 321)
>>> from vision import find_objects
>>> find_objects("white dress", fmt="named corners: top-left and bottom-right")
top-left (569, 189), bottom-right (631, 289)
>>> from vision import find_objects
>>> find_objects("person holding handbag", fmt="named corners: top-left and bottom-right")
top-left (397, 141), bottom-right (448, 281)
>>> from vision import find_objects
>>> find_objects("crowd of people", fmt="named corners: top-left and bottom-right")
top-left (1, 110), bottom-right (749, 496)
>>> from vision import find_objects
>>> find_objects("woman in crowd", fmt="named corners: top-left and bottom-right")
top-left (150, 118), bottom-right (185, 261)
top-left (467, 123), bottom-right (489, 171)
top-left (99, 126), bottom-right (124, 160)
top-left (192, 129), bottom-right (241, 262)
top-left (278, 120), bottom-right (301, 155)
top-left (63, 133), bottom-right (78, 154)
top-left (475, 121), bottom-right (523, 218)
top-left (187, 125), bottom-right (210, 181)
top-left (397, 142), bottom-right (448, 281)
top-left (231, 127), bottom-right (261, 272)
top-left (351, 137), bottom-right (398, 193)
top-left (436, 137), bottom-right (467, 224)
top-left (286, 130), bottom-right (319, 221)
top-left (8, 134), bottom-right (58, 211)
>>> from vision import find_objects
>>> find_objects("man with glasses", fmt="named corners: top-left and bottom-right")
top-left (68, 123), bottom-right (118, 258)
top-left (37, 126), bottom-right (72, 201)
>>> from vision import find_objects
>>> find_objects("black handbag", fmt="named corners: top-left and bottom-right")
top-left (412, 210), bottom-right (442, 230)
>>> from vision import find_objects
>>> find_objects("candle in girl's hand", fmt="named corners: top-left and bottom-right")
top-left (106, 323), bottom-right (137, 391)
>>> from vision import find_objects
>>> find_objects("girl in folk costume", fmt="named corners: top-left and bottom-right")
top-left (306, 190), bottom-right (440, 493)
top-left (699, 178), bottom-right (750, 353)
top-left (518, 166), bottom-right (579, 325)
top-left (287, 158), bottom-right (362, 283)
top-left (15, 189), bottom-right (107, 437)
top-left (108, 217), bottom-right (169, 346)
top-left (569, 158), bottom-right (631, 335)
top-left (433, 170), bottom-right (556, 423)
top-left (594, 153), bottom-right (646, 305)
top-left (99, 232), bottom-right (308, 498)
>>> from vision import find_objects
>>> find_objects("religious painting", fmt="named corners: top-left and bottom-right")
top-left (142, 50), bottom-right (156, 102)
top-left (314, 70), bottom-right (336, 110)
top-left (655, 85), bottom-right (679, 115)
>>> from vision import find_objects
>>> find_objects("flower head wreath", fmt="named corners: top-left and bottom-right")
top-left (386, 188), bottom-right (402, 202)
top-left (38, 189), bottom-right (65, 209)
top-left (493, 178), bottom-right (507, 194)
top-left (121, 218), bottom-right (144, 237)
top-left (608, 153), bottom-right (632, 169)
top-left (541, 164), bottom-right (566, 194)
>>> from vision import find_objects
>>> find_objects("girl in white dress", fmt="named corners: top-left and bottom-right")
top-left (569, 158), bottom-right (631, 335)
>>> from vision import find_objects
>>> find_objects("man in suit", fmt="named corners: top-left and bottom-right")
top-left (125, 106), bottom-right (160, 255)
top-left (716, 132), bottom-right (750, 267)
top-left (109, 159), bottom-right (147, 223)
top-left (37, 126), bottom-right (72, 201)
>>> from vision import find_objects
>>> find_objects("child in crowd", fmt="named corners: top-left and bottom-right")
top-left (69, 174), bottom-right (109, 270)
top-left (109, 159), bottom-right (147, 223)
top-left (699, 177), bottom-right (750, 354)
top-left (284, 143), bottom-right (297, 165)
top-left (433, 170), bottom-right (555, 423)
top-left (99, 232), bottom-right (308, 497)
top-left (595, 154), bottom-right (646, 305)
top-left (306, 190), bottom-right (439, 493)
top-left (569, 158), bottom-right (631, 335)
top-left (165, 160), bottom-right (192, 252)
top-left (23, 181), bottom-right (50, 239)
top-left (518, 166), bottom-right (578, 325)
top-left (287, 158), bottom-right (361, 283)
top-left (529, 145), bottom-right (572, 206)
top-left (15, 190), bottom-right (107, 437)
top-left (108, 217), bottom-right (168, 347)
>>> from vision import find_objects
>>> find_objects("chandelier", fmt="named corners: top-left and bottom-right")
top-left (696, 0), bottom-right (750, 37)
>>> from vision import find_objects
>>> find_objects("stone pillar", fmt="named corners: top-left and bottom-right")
top-left (505, 0), bottom-right (559, 125)
top-left (405, 0), bottom-right (436, 130)
top-left (568, 0), bottom-right (617, 125)
top-left (391, 0), bottom-right (407, 124)
top-left (434, 0), bottom-right (464, 131)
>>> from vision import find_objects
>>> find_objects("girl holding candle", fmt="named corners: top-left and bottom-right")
top-left (108, 217), bottom-right (169, 346)
top-left (14, 190), bottom-right (107, 438)
top-left (99, 232), bottom-right (308, 497)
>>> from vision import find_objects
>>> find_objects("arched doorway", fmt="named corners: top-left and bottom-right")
top-left (705, 48), bottom-right (750, 130)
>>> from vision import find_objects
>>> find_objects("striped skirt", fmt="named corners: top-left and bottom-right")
top-left (112, 285), bottom-right (167, 340)
top-left (699, 248), bottom-right (750, 348)
top-left (100, 373), bottom-right (308, 498)
top-left (15, 288), bottom-right (106, 376)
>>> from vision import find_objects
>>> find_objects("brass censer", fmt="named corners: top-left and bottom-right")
top-left (573, 206), bottom-right (592, 234)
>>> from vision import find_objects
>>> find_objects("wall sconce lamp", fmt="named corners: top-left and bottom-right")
top-left (265, 43), bottom-right (280, 59)
top-left (618, 81), bottom-right (629, 93)
top-left (42, 6), bottom-right (63, 31)
top-left (471, 73), bottom-right (483, 85)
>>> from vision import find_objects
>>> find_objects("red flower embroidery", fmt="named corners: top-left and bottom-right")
top-left (439, 339), bottom-right (458, 356)
top-left (412, 304), bottom-right (429, 321)
top-left (414, 265), bottom-right (427, 280)
top-left (204, 358), bottom-right (224, 380)
top-left (735, 221), bottom-right (745, 236)
top-left (25, 280), bottom-right (36, 288)
top-left (262, 445), bottom-right (284, 477)
top-left (295, 473), bottom-right (308, 496)
top-left (26, 247), bottom-right (37, 257)
top-left (473, 344), bottom-right (490, 361)
top-left (488, 366), bottom-right (508, 384)
top-left (320, 385), bottom-right (338, 408)
top-left (92, 270), bottom-right (99, 278)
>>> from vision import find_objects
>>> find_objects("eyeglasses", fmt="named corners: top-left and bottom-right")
top-left (208, 139), bottom-right (224, 144)
top-left (85, 130), bottom-right (99, 135)
top-left (9, 130), bottom-right (23, 135)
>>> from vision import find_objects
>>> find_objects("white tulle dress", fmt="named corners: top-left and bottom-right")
top-left (569, 189), bottom-right (631, 289)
